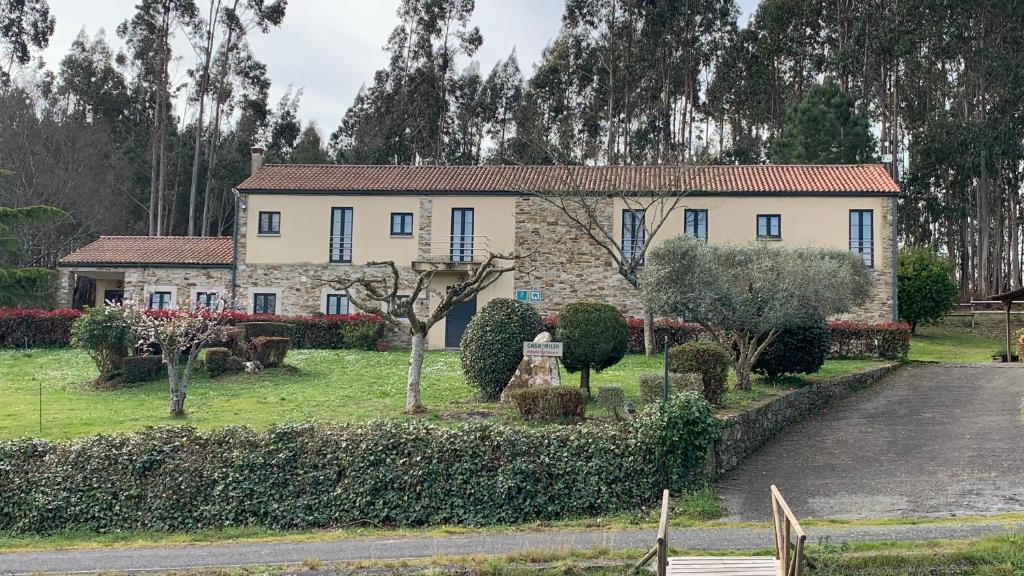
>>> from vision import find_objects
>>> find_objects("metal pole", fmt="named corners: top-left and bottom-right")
top-left (663, 336), bottom-right (669, 402)
top-left (39, 379), bottom-right (42, 435)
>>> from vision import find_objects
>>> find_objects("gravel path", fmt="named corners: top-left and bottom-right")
top-left (2, 521), bottom-right (1022, 574)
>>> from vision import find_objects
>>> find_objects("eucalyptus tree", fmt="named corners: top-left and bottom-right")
top-left (0, 0), bottom-right (54, 87)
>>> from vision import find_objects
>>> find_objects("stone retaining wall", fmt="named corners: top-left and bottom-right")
top-left (711, 364), bottom-right (899, 475)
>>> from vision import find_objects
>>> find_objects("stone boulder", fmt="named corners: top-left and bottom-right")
top-left (500, 331), bottom-right (561, 402)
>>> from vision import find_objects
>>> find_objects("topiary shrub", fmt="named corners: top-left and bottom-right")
top-left (638, 372), bottom-right (702, 404)
top-left (460, 298), bottom-right (544, 401)
top-left (754, 317), bottom-right (831, 381)
top-left (208, 326), bottom-right (245, 356)
top-left (596, 386), bottom-right (626, 421)
top-left (246, 336), bottom-right (290, 367)
top-left (237, 322), bottom-right (292, 342)
top-left (556, 302), bottom-right (628, 396)
top-left (897, 246), bottom-right (958, 332)
top-left (668, 342), bottom-right (730, 406)
top-left (507, 386), bottom-right (588, 422)
top-left (121, 355), bottom-right (165, 384)
top-left (341, 322), bottom-right (382, 351)
top-left (71, 307), bottom-right (136, 375)
top-left (204, 348), bottom-right (242, 378)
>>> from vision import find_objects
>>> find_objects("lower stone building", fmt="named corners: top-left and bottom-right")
top-left (58, 158), bottom-right (900, 349)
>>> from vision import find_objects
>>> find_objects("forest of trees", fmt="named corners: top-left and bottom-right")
top-left (1, 0), bottom-right (1022, 298)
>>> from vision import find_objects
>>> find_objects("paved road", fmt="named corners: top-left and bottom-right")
top-left (718, 363), bottom-right (1024, 521)
top-left (1, 521), bottom-right (1022, 575)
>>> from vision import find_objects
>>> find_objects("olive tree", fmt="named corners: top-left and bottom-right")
top-left (642, 237), bottom-right (872, 389)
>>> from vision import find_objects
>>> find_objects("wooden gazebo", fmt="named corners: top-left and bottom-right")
top-left (987, 288), bottom-right (1024, 362)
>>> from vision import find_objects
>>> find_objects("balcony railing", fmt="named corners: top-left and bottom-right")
top-left (413, 235), bottom-right (491, 270)
top-left (329, 235), bottom-right (353, 263)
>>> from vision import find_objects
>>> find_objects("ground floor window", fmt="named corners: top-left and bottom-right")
top-left (196, 291), bottom-right (218, 309)
top-left (148, 291), bottom-right (172, 310)
top-left (325, 293), bottom-right (349, 315)
top-left (253, 293), bottom-right (277, 314)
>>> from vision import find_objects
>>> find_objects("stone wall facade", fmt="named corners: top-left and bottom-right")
top-left (513, 196), bottom-right (897, 323)
top-left (711, 364), bottom-right (899, 475)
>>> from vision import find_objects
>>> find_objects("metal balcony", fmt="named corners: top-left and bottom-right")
top-left (412, 235), bottom-right (491, 272)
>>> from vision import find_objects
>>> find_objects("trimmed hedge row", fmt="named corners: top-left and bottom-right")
top-left (0, 309), bottom-right (387, 350)
top-left (0, 309), bottom-right (83, 348)
top-left (0, 394), bottom-right (718, 534)
top-left (829, 321), bottom-right (911, 360)
top-left (542, 316), bottom-right (701, 353)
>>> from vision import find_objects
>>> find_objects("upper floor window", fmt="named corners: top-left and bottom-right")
top-left (850, 209), bottom-right (874, 268)
top-left (622, 209), bottom-right (646, 264)
top-left (325, 293), bottom-right (349, 315)
top-left (330, 207), bottom-right (353, 263)
top-left (684, 209), bottom-right (708, 241)
top-left (391, 212), bottom-right (414, 236)
top-left (253, 292), bottom-right (277, 315)
top-left (148, 291), bottom-right (172, 310)
top-left (451, 208), bottom-right (474, 262)
top-left (756, 214), bottom-right (781, 240)
top-left (258, 211), bottom-right (280, 235)
top-left (196, 291), bottom-right (218, 309)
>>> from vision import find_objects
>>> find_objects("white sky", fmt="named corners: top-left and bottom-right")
top-left (41, 0), bottom-right (758, 136)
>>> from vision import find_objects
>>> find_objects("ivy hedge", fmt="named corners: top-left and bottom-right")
top-left (0, 394), bottom-right (718, 534)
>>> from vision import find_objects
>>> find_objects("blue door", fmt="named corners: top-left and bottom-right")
top-left (445, 296), bottom-right (477, 348)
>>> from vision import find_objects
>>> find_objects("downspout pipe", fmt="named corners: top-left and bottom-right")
top-left (891, 195), bottom-right (899, 322)
top-left (231, 187), bottom-right (240, 308)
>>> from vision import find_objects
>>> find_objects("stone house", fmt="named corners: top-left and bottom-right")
top-left (58, 150), bottom-right (899, 350)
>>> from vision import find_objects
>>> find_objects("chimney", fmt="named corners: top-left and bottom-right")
top-left (250, 146), bottom-right (266, 175)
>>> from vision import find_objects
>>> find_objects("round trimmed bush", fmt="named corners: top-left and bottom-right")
top-left (556, 302), bottom-right (628, 395)
top-left (668, 342), bottom-right (730, 406)
top-left (753, 316), bottom-right (831, 381)
top-left (460, 298), bottom-right (543, 400)
top-left (897, 246), bottom-right (957, 332)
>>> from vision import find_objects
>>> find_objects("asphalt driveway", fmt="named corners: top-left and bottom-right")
top-left (718, 363), bottom-right (1024, 521)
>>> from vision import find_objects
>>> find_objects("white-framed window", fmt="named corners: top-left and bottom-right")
top-left (248, 288), bottom-right (281, 315)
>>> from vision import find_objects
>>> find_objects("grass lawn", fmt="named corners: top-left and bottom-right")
top-left (909, 324), bottom-right (1003, 362)
top-left (0, 348), bottom-right (886, 440)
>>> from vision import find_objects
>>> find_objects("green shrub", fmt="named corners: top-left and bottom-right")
top-left (209, 326), bottom-right (245, 356)
top-left (246, 336), bottom-right (290, 367)
top-left (121, 355), bottom-right (165, 384)
top-left (341, 322), bottom-right (381, 351)
top-left (668, 342), bottom-right (730, 406)
top-left (556, 302), bottom-right (628, 395)
top-left (460, 298), bottom-right (544, 401)
top-left (638, 372), bottom-right (702, 404)
top-left (237, 322), bottom-right (292, 342)
top-left (754, 317), bottom-right (831, 380)
top-left (596, 386), bottom-right (626, 420)
top-left (829, 322), bottom-right (910, 360)
top-left (0, 395), bottom-right (719, 533)
top-left (204, 348), bottom-right (241, 378)
top-left (507, 386), bottom-right (588, 422)
top-left (70, 307), bottom-right (135, 375)
top-left (897, 246), bottom-right (958, 332)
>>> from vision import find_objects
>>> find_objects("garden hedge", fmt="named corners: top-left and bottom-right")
top-left (0, 309), bottom-right (387, 350)
top-left (0, 394), bottom-right (718, 534)
top-left (828, 322), bottom-right (911, 360)
top-left (0, 308), bottom-right (82, 348)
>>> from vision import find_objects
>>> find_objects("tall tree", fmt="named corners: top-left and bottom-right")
top-left (0, 0), bottom-right (55, 86)
top-left (770, 81), bottom-right (876, 164)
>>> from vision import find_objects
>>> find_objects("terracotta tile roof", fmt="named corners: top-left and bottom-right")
top-left (237, 164), bottom-right (899, 195)
top-left (59, 236), bottom-right (233, 267)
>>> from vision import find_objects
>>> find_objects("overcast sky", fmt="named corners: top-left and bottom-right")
top-left (41, 0), bottom-right (758, 135)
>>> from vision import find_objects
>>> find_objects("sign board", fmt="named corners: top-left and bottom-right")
top-left (881, 153), bottom-right (893, 163)
top-left (529, 290), bottom-right (542, 302)
top-left (515, 290), bottom-right (529, 301)
top-left (523, 341), bottom-right (563, 357)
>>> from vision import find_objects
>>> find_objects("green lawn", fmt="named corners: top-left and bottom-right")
top-left (0, 348), bottom-right (886, 440)
top-left (908, 325), bottom-right (1003, 362)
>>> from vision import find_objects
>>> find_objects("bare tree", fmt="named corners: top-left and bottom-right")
top-left (322, 253), bottom-right (519, 413)
top-left (523, 166), bottom-right (697, 355)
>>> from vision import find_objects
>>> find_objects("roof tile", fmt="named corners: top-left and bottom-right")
top-left (237, 164), bottom-right (900, 194)
top-left (59, 236), bottom-right (233, 266)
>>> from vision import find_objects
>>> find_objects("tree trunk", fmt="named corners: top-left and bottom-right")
top-left (167, 359), bottom-right (185, 417)
top-left (643, 305), bottom-right (656, 356)
top-left (580, 365), bottom-right (591, 397)
top-left (406, 331), bottom-right (427, 413)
